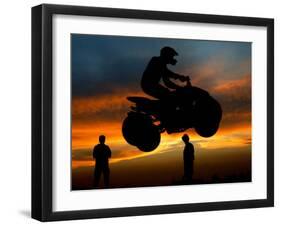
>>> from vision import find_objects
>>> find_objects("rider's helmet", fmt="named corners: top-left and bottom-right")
top-left (160, 46), bottom-right (178, 65)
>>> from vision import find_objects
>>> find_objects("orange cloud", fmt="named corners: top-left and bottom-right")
top-left (72, 119), bottom-right (251, 170)
top-left (211, 75), bottom-right (251, 97)
top-left (72, 90), bottom-right (145, 119)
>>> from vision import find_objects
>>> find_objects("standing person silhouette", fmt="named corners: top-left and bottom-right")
top-left (182, 134), bottom-right (195, 183)
top-left (92, 135), bottom-right (112, 188)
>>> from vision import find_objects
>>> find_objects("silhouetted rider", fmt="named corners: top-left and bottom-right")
top-left (141, 46), bottom-right (189, 100)
top-left (92, 135), bottom-right (112, 188)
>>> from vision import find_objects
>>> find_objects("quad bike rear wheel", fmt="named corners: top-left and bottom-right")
top-left (122, 112), bottom-right (161, 152)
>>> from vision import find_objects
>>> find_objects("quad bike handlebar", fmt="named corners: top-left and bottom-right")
top-left (177, 75), bottom-right (192, 88)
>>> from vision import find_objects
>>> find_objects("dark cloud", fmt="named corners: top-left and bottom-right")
top-left (72, 34), bottom-right (251, 98)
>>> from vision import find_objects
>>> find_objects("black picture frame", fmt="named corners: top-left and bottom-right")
top-left (32, 3), bottom-right (274, 222)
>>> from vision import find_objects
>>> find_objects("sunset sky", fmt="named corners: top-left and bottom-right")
top-left (71, 34), bottom-right (252, 189)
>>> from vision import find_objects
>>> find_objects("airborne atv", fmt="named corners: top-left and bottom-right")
top-left (122, 80), bottom-right (222, 152)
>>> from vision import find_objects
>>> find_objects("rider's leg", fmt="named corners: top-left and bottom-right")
top-left (142, 86), bottom-right (179, 132)
top-left (143, 85), bottom-right (170, 100)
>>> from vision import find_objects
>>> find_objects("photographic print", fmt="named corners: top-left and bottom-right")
top-left (71, 34), bottom-right (252, 190)
top-left (32, 4), bottom-right (274, 221)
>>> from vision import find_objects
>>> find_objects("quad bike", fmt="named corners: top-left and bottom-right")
top-left (122, 78), bottom-right (222, 152)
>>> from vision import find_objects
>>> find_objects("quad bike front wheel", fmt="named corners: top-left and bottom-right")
top-left (122, 112), bottom-right (161, 152)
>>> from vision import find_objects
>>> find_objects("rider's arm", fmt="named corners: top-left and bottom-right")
top-left (163, 67), bottom-right (189, 89)
top-left (162, 75), bottom-right (180, 89)
top-left (165, 67), bottom-right (186, 81)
